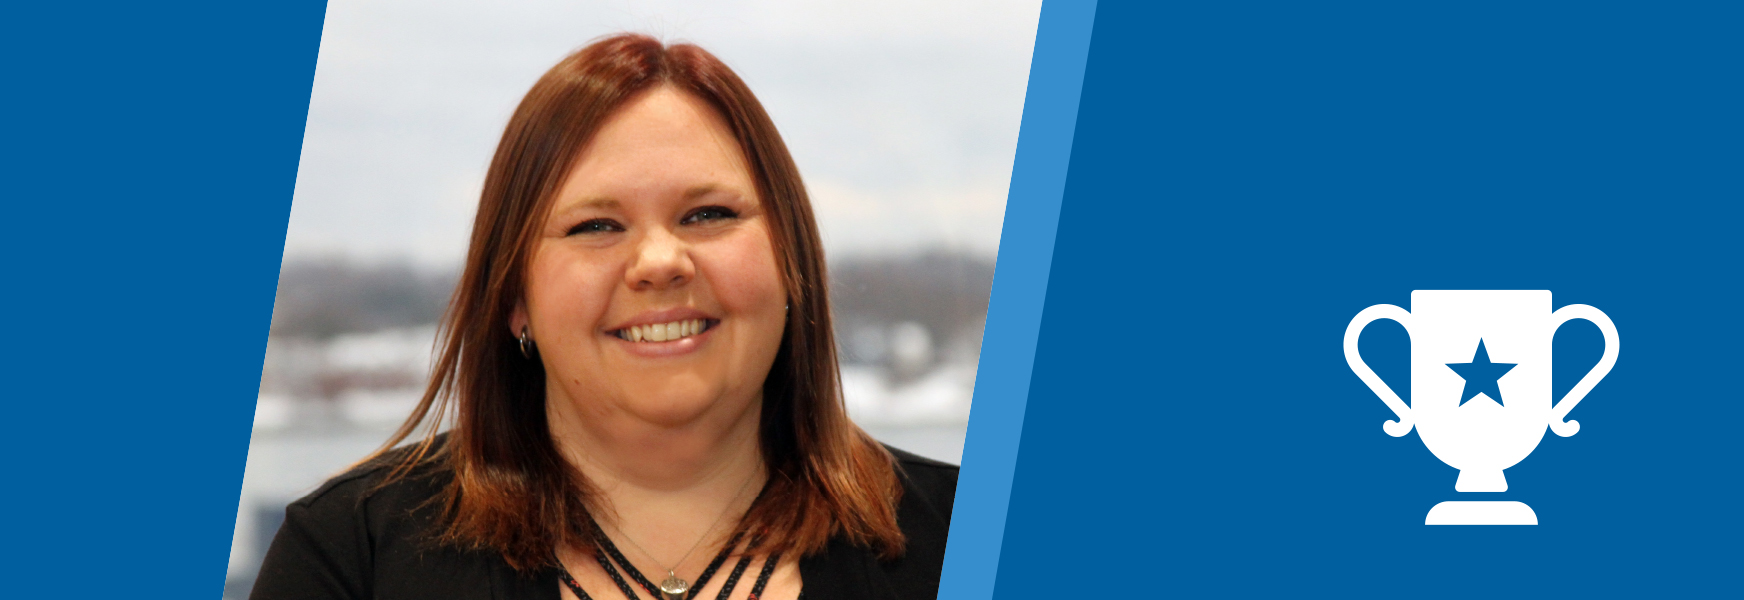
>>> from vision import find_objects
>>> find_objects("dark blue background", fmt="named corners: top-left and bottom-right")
top-left (2, 2), bottom-right (326, 596)
top-left (7, 1), bottom-right (1739, 596)
top-left (996, 1), bottom-right (1739, 597)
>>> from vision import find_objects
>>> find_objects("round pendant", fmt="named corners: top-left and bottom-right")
top-left (658, 574), bottom-right (689, 600)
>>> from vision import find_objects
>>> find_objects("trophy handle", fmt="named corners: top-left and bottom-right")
top-left (1345, 304), bottom-right (1414, 437)
top-left (1548, 304), bottom-right (1619, 437)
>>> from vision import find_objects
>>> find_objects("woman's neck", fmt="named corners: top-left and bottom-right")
top-left (550, 396), bottom-right (764, 488)
top-left (546, 389), bottom-right (768, 566)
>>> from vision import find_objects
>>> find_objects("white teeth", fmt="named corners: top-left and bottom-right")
top-left (619, 319), bottom-right (707, 343)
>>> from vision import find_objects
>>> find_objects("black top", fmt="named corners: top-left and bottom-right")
top-left (249, 440), bottom-right (958, 600)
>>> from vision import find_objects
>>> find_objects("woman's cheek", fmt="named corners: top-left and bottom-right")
top-left (700, 230), bottom-right (784, 312)
top-left (530, 247), bottom-right (614, 340)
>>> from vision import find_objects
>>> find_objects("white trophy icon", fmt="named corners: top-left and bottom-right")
top-left (1345, 290), bottom-right (1619, 525)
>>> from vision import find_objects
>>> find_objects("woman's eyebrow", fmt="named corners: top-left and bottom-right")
top-left (558, 197), bottom-right (622, 213)
top-left (683, 185), bottom-right (736, 200)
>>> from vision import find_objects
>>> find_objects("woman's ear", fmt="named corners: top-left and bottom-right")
top-left (510, 300), bottom-right (529, 338)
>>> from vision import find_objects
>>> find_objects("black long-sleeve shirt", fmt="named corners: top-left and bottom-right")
top-left (250, 440), bottom-right (957, 600)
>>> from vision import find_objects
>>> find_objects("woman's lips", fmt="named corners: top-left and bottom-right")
top-left (612, 318), bottom-right (715, 342)
top-left (606, 317), bottom-right (718, 357)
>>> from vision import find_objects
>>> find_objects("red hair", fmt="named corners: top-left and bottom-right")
top-left (361, 34), bottom-right (904, 570)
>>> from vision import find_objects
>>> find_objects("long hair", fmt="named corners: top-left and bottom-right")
top-left (363, 33), bottom-right (904, 570)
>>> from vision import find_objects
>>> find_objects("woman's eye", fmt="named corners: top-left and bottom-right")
top-left (681, 206), bottom-right (739, 225)
top-left (566, 219), bottom-right (623, 236)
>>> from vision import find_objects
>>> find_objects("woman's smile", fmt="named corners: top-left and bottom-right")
top-left (612, 318), bottom-right (715, 343)
top-left (606, 307), bottom-right (723, 357)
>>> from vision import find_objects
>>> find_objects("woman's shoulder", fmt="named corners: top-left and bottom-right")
top-left (290, 436), bottom-right (454, 520)
top-left (883, 444), bottom-right (958, 521)
top-left (795, 444), bottom-right (957, 598)
top-left (251, 435), bottom-right (522, 600)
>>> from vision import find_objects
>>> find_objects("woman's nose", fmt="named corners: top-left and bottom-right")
top-left (625, 228), bottom-right (695, 290)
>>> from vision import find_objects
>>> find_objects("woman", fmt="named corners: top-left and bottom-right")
top-left (250, 34), bottom-right (957, 600)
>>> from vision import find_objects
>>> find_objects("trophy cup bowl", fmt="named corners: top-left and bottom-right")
top-left (1345, 290), bottom-right (1618, 525)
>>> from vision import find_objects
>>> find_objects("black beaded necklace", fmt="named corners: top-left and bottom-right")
top-left (557, 530), bottom-right (783, 600)
top-left (555, 484), bottom-right (801, 599)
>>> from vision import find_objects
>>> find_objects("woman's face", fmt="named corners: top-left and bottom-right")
top-left (517, 86), bottom-right (787, 433)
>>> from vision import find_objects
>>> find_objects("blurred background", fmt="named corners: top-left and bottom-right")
top-left (230, 0), bottom-right (1039, 596)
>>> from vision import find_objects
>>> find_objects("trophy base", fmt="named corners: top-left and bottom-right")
top-left (1425, 501), bottom-right (1538, 525)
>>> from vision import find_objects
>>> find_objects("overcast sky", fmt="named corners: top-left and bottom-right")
top-left (283, 0), bottom-right (1042, 268)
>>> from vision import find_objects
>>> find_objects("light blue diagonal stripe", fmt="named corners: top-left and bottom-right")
top-left (937, 1), bottom-right (1097, 598)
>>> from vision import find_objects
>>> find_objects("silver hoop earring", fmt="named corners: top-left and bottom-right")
top-left (518, 325), bottom-right (535, 359)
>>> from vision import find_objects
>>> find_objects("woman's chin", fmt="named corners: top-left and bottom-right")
top-left (612, 384), bottom-right (756, 430)
top-left (617, 403), bottom-right (728, 432)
